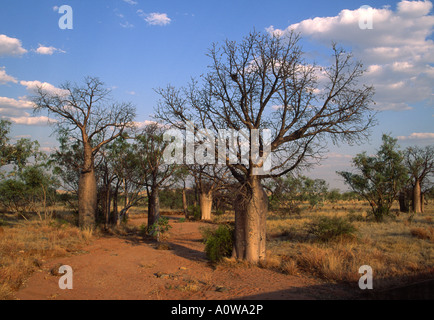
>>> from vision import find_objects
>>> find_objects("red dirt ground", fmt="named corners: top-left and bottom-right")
top-left (16, 216), bottom-right (356, 300)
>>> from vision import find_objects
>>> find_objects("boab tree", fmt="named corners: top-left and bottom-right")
top-left (156, 31), bottom-right (375, 263)
top-left (404, 145), bottom-right (434, 213)
top-left (32, 77), bottom-right (136, 228)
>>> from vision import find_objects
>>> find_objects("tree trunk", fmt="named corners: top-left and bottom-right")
top-left (78, 169), bottom-right (97, 228)
top-left (148, 188), bottom-right (160, 227)
top-left (78, 142), bottom-right (97, 229)
top-left (413, 179), bottom-right (421, 213)
top-left (232, 177), bottom-right (267, 263)
top-left (182, 187), bottom-right (188, 218)
top-left (421, 193), bottom-right (425, 213)
top-left (200, 191), bottom-right (213, 220)
top-left (113, 183), bottom-right (119, 225)
top-left (398, 190), bottom-right (409, 213)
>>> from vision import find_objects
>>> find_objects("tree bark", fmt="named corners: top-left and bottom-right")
top-left (399, 190), bottom-right (409, 213)
top-left (200, 191), bottom-right (213, 220)
top-left (182, 187), bottom-right (188, 218)
top-left (78, 169), bottom-right (97, 228)
top-left (232, 177), bottom-right (267, 263)
top-left (413, 179), bottom-right (422, 213)
top-left (148, 188), bottom-right (160, 227)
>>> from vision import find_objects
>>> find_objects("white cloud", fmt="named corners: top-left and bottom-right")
top-left (20, 80), bottom-right (68, 96)
top-left (0, 67), bottom-right (18, 85)
top-left (123, 0), bottom-right (138, 5)
top-left (34, 44), bottom-right (66, 55)
top-left (53, 6), bottom-right (59, 12)
top-left (138, 11), bottom-right (171, 26)
top-left (267, 0), bottom-right (434, 111)
top-left (0, 96), bottom-right (33, 109)
top-left (0, 34), bottom-right (27, 56)
top-left (5, 116), bottom-right (56, 126)
top-left (397, 132), bottom-right (434, 140)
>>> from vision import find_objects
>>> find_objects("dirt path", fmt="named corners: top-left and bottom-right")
top-left (16, 217), bottom-right (354, 300)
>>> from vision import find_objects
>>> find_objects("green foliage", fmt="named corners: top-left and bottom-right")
top-left (338, 134), bottom-right (408, 222)
top-left (188, 205), bottom-right (201, 221)
top-left (0, 164), bottom-right (58, 217)
top-left (202, 224), bottom-right (234, 262)
top-left (148, 217), bottom-right (172, 242)
top-left (266, 175), bottom-right (329, 216)
top-left (308, 216), bottom-right (357, 242)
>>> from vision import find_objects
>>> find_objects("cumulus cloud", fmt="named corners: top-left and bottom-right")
top-left (0, 34), bottom-right (27, 56)
top-left (5, 116), bottom-right (56, 126)
top-left (397, 132), bottom-right (434, 140)
top-left (0, 67), bottom-right (18, 85)
top-left (20, 80), bottom-right (68, 96)
top-left (138, 10), bottom-right (171, 26)
top-left (0, 95), bottom-right (35, 122)
top-left (267, 0), bottom-right (434, 111)
top-left (123, 0), bottom-right (138, 5)
top-left (34, 44), bottom-right (66, 55)
top-left (0, 96), bottom-right (33, 110)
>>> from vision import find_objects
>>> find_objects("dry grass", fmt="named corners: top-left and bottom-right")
top-left (410, 227), bottom-right (434, 242)
top-left (264, 201), bottom-right (434, 289)
top-left (212, 200), bottom-right (434, 290)
top-left (0, 218), bottom-right (93, 300)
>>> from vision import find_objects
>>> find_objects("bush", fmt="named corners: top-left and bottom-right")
top-left (148, 217), bottom-right (172, 242)
top-left (189, 205), bottom-right (201, 221)
top-left (308, 216), bottom-right (357, 242)
top-left (202, 224), bottom-right (233, 262)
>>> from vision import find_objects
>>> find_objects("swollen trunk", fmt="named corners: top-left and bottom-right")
top-left (200, 191), bottom-right (213, 221)
top-left (78, 169), bottom-right (97, 228)
top-left (413, 179), bottom-right (421, 213)
top-left (232, 177), bottom-right (267, 263)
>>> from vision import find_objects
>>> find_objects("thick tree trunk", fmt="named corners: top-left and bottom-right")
top-left (148, 188), bottom-right (160, 227)
top-left (232, 177), bottom-right (267, 263)
top-left (78, 142), bottom-right (97, 229)
top-left (78, 169), bottom-right (97, 228)
top-left (200, 191), bottom-right (213, 220)
top-left (182, 187), bottom-right (188, 218)
top-left (413, 179), bottom-right (422, 213)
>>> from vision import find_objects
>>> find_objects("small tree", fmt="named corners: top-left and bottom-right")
top-left (338, 134), bottom-right (408, 222)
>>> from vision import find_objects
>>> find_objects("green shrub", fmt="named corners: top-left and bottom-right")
top-left (202, 224), bottom-right (233, 262)
top-left (308, 216), bottom-right (357, 242)
top-left (148, 217), bottom-right (172, 242)
top-left (188, 205), bottom-right (201, 221)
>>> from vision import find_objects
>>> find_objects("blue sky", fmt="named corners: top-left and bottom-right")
top-left (0, 0), bottom-right (433, 190)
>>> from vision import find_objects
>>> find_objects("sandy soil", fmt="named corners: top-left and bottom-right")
top-left (16, 216), bottom-right (356, 300)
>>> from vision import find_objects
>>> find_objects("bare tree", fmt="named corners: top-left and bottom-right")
top-left (32, 77), bottom-right (136, 228)
top-left (404, 145), bottom-right (434, 213)
top-left (156, 31), bottom-right (375, 263)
